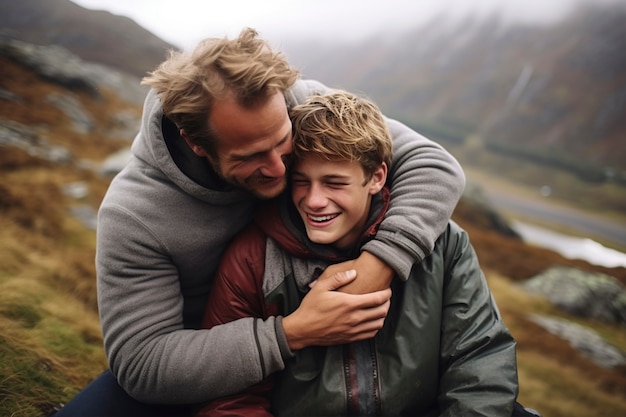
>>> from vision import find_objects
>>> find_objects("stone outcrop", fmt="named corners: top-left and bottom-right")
top-left (528, 314), bottom-right (626, 368)
top-left (522, 266), bottom-right (626, 326)
top-left (0, 120), bottom-right (71, 163)
top-left (0, 36), bottom-right (147, 105)
top-left (455, 180), bottom-right (521, 238)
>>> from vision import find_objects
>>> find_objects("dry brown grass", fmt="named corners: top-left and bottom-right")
top-left (487, 271), bottom-right (626, 417)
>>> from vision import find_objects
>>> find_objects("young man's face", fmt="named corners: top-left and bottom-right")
top-left (291, 154), bottom-right (386, 250)
top-left (185, 92), bottom-right (293, 199)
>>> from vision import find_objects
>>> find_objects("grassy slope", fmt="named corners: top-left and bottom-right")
top-left (1, 59), bottom-right (626, 417)
top-left (0, 57), bottom-right (132, 416)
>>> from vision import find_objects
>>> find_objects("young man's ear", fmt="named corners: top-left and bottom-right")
top-left (368, 162), bottom-right (388, 195)
top-left (180, 129), bottom-right (209, 157)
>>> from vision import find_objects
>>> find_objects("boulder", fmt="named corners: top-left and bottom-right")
top-left (522, 266), bottom-right (626, 325)
top-left (528, 314), bottom-right (626, 368)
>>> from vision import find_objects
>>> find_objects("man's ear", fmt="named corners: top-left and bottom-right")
top-left (180, 129), bottom-right (209, 157)
top-left (368, 162), bottom-right (388, 195)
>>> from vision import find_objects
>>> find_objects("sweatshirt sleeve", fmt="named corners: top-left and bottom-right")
top-left (287, 79), bottom-right (466, 280)
top-left (438, 223), bottom-right (519, 416)
top-left (97, 205), bottom-right (286, 404)
top-left (362, 118), bottom-right (465, 280)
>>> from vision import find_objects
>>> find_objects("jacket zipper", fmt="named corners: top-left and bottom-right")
top-left (343, 340), bottom-right (382, 416)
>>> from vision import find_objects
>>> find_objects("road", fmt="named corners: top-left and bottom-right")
top-left (483, 187), bottom-right (626, 249)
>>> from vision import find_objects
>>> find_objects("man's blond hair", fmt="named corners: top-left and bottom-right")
top-left (142, 28), bottom-right (299, 156)
top-left (290, 91), bottom-right (392, 181)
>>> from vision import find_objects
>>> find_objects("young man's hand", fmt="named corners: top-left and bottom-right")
top-left (282, 269), bottom-right (391, 351)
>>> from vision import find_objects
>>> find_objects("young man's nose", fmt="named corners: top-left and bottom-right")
top-left (304, 183), bottom-right (328, 209)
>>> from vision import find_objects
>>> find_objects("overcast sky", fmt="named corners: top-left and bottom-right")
top-left (69, 0), bottom-right (620, 50)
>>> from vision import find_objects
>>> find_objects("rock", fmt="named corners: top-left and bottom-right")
top-left (100, 147), bottom-right (132, 177)
top-left (69, 205), bottom-right (97, 230)
top-left (0, 37), bottom-right (101, 97)
top-left (0, 120), bottom-right (72, 163)
top-left (456, 179), bottom-right (521, 238)
top-left (62, 182), bottom-right (89, 200)
top-left (0, 37), bottom-right (148, 105)
top-left (46, 93), bottom-right (94, 134)
top-left (0, 87), bottom-right (22, 102)
top-left (528, 314), bottom-right (626, 368)
top-left (522, 266), bottom-right (626, 325)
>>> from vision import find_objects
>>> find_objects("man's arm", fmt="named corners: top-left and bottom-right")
top-left (291, 80), bottom-right (465, 292)
top-left (97, 206), bottom-right (286, 404)
top-left (438, 224), bottom-right (518, 416)
top-left (318, 119), bottom-right (465, 292)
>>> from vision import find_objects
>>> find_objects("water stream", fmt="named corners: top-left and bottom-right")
top-left (512, 220), bottom-right (626, 268)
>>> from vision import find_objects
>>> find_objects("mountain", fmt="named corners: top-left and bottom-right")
top-left (281, 4), bottom-right (626, 182)
top-left (0, 0), bottom-right (176, 77)
top-left (2, 0), bottom-right (625, 185)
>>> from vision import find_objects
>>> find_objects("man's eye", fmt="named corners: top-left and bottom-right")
top-left (327, 182), bottom-right (348, 188)
top-left (292, 179), bottom-right (309, 186)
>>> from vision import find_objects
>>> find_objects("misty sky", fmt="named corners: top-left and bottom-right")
top-left (69, 0), bottom-right (620, 50)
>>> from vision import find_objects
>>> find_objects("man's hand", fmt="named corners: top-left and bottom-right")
top-left (282, 269), bottom-right (391, 351)
top-left (318, 251), bottom-right (394, 294)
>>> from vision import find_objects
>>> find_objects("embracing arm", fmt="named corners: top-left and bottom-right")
top-left (318, 120), bottom-right (465, 291)
top-left (294, 80), bottom-right (465, 290)
top-left (438, 223), bottom-right (518, 416)
top-left (359, 118), bottom-right (465, 282)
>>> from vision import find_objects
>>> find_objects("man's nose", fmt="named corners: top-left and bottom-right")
top-left (260, 149), bottom-right (287, 177)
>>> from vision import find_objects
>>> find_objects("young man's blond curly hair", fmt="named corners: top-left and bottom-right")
top-left (142, 27), bottom-right (299, 157)
top-left (290, 91), bottom-right (393, 182)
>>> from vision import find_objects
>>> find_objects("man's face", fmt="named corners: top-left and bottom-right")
top-left (188, 92), bottom-right (293, 199)
top-left (291, 154), bottom-right (386, 250)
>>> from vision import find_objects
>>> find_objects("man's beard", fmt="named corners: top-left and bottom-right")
top-left (210, 155), bottom-right (292, 200)
top-left (212, 164), bottom-right (287, 199)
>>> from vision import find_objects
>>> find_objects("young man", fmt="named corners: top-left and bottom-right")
top-left (197, 91), bottom-right (527, 416)
top-left (54, 28), bottom-right (465, 416)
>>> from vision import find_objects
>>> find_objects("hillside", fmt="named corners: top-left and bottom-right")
top-left (0, 0), bottom-right (176, 78)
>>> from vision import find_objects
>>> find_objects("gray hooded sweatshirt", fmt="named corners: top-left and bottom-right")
top-left (96, 79), bottom-right (465, 404)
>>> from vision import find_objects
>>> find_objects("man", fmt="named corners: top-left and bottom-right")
top-left (54, 28), bottom-right (465, 416)
top-left (195, 91), bottom-right (530, 416)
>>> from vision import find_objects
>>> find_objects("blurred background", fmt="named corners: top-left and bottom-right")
top-left (1, 0), bottom-right (625, 416)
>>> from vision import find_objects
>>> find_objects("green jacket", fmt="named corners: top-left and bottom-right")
top-left (200, 190), bottom-right (519, 416)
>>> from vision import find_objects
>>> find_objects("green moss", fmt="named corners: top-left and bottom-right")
top-left (0, 336), bottom-right (67, 417)
top-left (1, 304), bottom-right (42, 328)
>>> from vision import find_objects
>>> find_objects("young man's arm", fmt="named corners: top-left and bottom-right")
top-left (287, 80), bottom-right (466, 293)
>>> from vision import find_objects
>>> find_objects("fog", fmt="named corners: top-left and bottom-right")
top-left (70, 0), bottom-right (623, 49)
